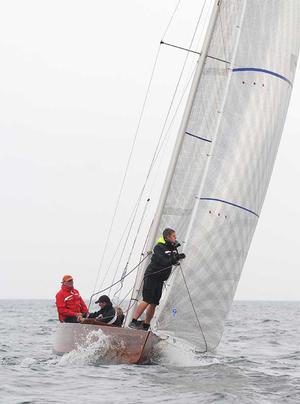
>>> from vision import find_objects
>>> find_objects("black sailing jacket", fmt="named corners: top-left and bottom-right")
top-left (88, 303), bottom-right (123, 326)
top-left (88, 303), bottom-right (115, 323)
top-left (144, 237), bottom-right (180, 281)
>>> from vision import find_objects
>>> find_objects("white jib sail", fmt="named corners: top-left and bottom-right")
top-left (147, 0), bottom-right (300, 352)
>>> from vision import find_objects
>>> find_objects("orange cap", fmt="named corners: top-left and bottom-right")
top-left (62, 275), bottom-right (73, 282)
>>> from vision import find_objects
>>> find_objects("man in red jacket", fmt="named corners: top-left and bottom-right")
top-left (56, 275), bottom-right (88, 322)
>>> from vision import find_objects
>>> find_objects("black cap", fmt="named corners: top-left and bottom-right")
top-left (95, 295), bottom-right (111, 304)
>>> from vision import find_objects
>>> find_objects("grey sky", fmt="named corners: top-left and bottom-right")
top-left (0, 0), bottom-right (299, 300)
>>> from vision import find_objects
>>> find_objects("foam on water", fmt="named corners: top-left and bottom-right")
top-left (20, 357), bottom-right (37, 368)
top-left (155, 340), bottom-right (220, 367)
top-left (58, 329), bottom-right (126, 366)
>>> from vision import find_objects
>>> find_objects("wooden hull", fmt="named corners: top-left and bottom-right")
top-left (52, 322), bottom-right (159, 364)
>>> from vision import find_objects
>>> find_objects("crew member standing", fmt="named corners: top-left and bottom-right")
top-left (56, 275), bottom-right (88, 322)
top-left (129, 228), bottom-right (185, 331)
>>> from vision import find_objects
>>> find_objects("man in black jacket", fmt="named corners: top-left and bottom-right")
top-left (129, 228), bottom-right (185, 331)
top-left (88, 295), bottom-right (123, 326)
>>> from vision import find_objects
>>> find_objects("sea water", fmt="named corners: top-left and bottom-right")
top-left (0, 300), bottom-right (299, 403)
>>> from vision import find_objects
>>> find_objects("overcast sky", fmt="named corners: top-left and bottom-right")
top-left (0, 0), bottom-right (299, 300)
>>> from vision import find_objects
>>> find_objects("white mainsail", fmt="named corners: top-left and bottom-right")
top-left (128, 0), bottom-right (300, 352)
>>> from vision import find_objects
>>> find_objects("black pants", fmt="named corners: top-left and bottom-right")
top-left (63, 316), bottom-right (79, 323)
top-left (142, 275), bottom-right (164, 305)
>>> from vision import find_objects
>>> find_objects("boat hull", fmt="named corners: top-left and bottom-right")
top-left (53, 322), bottom-right (159, 364)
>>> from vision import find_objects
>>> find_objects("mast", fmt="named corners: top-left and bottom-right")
top-left (125, 0), bottom-right (222, 326)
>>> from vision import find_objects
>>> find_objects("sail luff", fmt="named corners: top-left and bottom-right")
top-left (125, 0), bottom-right (222, 326)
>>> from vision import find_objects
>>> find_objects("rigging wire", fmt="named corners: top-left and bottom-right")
top-left (109, 198), bottom-right (150, 297)
top-left (116, 285), bottom-right (134, 309)
top-left (106, 198), bottom-right (141, 293)
top-left (88, 199), bottom-right (143, 311)
top-left (161, 0), bottom-right (182, 41)
top-left (147, 65), bottom-right (197, 194)
top-left (100, 194), bottom-right (150, 288)
top-left (179, 262), bottom-right (208, 352)
top-left (141, 0), bottom-right (211, 187)
top-left (148, 0), bottom-right (210, 167)
top-left (89, 255), bottom-right (181, 308)
top-left (123, 220), bottom-right (153, 319)
top-left (196, 0), bottom-right (215, 47)
top-left (99, 197), bottom-right (141, 289)
top-left (91, 0), bottom-right (183, 297)
top-left (90, 46), bottom-right (160, 296)
top-left (88, 252), bottom-right (152, 309)
top-left (121, 263), bottom-right (182, 319)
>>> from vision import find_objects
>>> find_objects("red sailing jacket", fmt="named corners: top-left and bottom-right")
top-left (56, 285), bottom-right (88, 322)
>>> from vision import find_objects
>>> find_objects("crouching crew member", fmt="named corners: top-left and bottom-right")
top-left (56, 275), bottom-right (88, 322)
top-left (129, 228), bottom-right (185, 331)
top-left (88, 295), bottom-right (124, 326)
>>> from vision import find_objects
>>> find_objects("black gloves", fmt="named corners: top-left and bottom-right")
top-left (178, 253), bottom-right (186, 260)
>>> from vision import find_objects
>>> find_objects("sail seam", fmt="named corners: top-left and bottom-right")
top-left (232, 67), bottom-right (292, 86)
top-left (199, 197), bottom-right (259, 217)
top-left (186, 131), bottom-right (212, 143)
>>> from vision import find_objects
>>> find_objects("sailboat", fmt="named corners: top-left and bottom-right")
top-left (53, 0), bottom-right (300, 363)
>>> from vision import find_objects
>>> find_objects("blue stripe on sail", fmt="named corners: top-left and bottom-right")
top-left (232, 67), bottom-right (292, 86)
top-left (200, 197), bottom-right (259, 217)
top-left (186, 132), bottom-right (212, 143)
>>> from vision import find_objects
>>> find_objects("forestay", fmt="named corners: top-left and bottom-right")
top-left (151, 0), bottom-right (300, 351)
